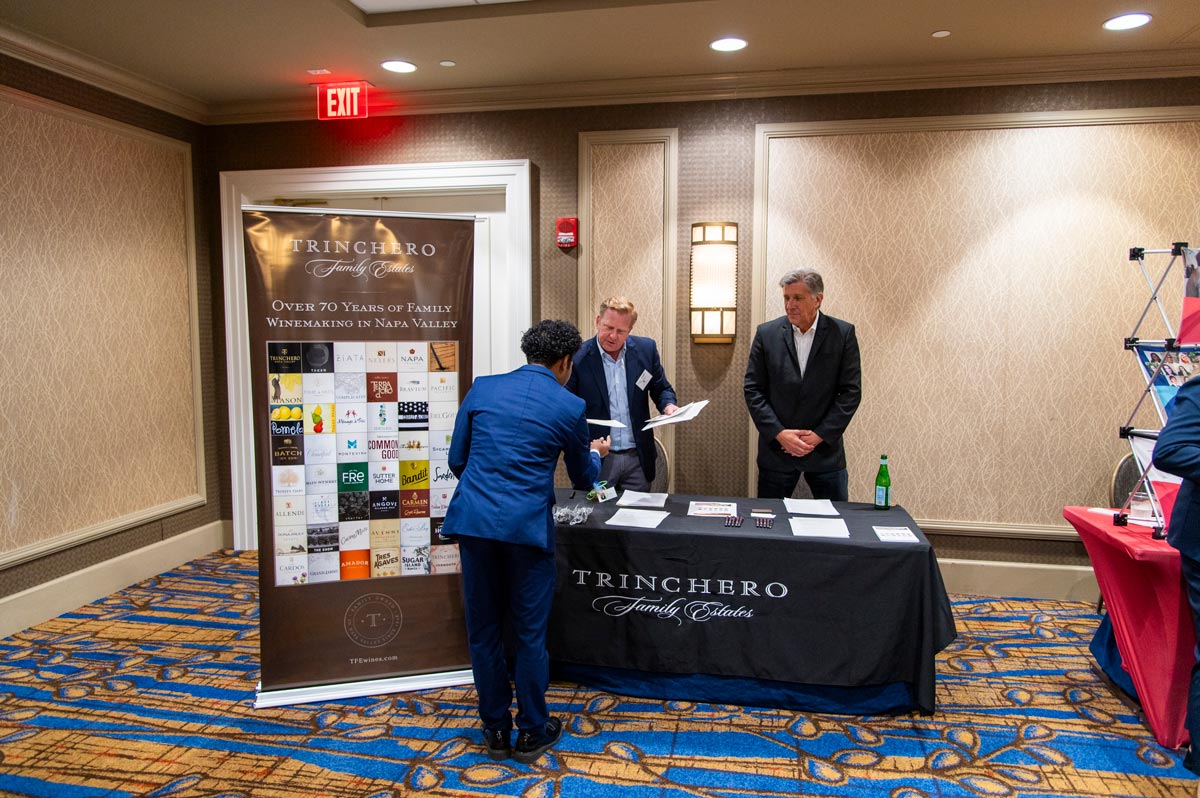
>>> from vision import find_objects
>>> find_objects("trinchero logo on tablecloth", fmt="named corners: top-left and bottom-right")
top-left (570, 569), bottom-right (788, 626)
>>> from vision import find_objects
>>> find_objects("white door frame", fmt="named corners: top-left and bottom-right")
top-left (218, 160), bottom-right (532, 549)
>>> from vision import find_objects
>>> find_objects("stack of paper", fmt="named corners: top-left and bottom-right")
top-left (605, 508), bottom-right (670, 529)
top-left (617, 490), bottom-right (668, 508)
top-left (642, 399), bottom-right (710, 430)
top-left (788, 517), bottom-right (850, 538)
top-left (783, 498), bottom-right (838, 516)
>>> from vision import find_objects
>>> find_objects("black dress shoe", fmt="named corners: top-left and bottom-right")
top-left (483, 727), bottom-right (511, 760)
top-left (513, 716), bottom-right (562, 764)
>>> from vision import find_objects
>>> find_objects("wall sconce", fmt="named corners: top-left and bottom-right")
top-left (689, 222), bottom-right (737, 343)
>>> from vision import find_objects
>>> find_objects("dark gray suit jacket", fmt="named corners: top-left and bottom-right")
top-left (743, 313), bottom-right (862, 473)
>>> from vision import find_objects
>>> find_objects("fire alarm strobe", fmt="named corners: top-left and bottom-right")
top-left (556, 217), bottom-right (578, 249)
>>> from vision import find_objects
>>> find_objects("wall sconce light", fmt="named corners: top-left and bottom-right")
top-left (689, 222), bottom-right (737, 343)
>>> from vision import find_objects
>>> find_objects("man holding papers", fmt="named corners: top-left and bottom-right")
top-left (442, 320), bottom-right (608, 764)
top-left (744, 269), bottom-right (862, 501)
top-left (568, 296), bottom-right (680, 491)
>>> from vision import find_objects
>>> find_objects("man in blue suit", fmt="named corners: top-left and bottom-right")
top-left (567, 296), bottom-right (679, 491)
top-left (744, 269), bottom-right (862, 501)
top-left (442, 320), bottom-right (609, 764)
top-left (1153, 375), bottom-right (1200, 793)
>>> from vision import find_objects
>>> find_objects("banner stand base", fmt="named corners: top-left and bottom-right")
top-left (254, 669), bottom-right (474, 709)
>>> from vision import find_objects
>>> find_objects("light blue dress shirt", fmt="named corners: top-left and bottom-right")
top-left (600, 342), bottom-right (634, 450)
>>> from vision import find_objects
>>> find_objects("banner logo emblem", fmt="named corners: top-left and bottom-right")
top-left (344, 593), bottom-right (403, 647)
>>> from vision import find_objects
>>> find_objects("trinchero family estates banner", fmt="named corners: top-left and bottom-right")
top-left (242, 207), bottom-right (474, 701)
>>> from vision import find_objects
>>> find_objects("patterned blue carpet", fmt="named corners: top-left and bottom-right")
top-left (0, 550), bottom-right (1193, 797)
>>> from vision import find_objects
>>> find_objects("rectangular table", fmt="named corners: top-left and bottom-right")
top-left (1064, 505), bottom-right (1194, 749)
top-left (547, 492), bottom-right (957, 714)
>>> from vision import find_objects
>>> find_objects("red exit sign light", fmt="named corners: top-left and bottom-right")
top-left (317, 81), bottom-right (369, 120)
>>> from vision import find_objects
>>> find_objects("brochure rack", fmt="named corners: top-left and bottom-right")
top-left (1117, 242), bottom-right (1194, 538)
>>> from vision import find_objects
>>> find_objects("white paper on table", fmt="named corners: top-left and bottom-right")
top-left (642, 399), bottom-right (710, 431)
top-left (587, 418), bottom-right (627, 428)
top-left (782, 498), bottom-right (838, 516)
top-left (688, 500), bottom-right (737, 517)
top-left (617, 490), bottom-right (668, 508)
top-left (604, 508), bottom-right (670, 529)
top-left (1086, 506), bottom-right (1160, 528)
top-left (789, 517), bottom-right (850, 538)
top-left (874, 526), bottom-right (919, 542)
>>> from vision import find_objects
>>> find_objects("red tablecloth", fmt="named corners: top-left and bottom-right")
top-left (1064, 505), bottom-right (1193, 749)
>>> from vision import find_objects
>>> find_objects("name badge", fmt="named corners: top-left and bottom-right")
top-left (594, 482), bottom-right (618, 502)
top-left (636, 369), bottom-right (652, 391)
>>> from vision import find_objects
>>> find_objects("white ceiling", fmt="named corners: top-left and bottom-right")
top-left (1, 0), bottom-right (1198, 124)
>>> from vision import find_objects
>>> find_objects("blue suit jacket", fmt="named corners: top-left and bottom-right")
top-left (566, 335), bottom-right (677, 483)
top-left (442, 364), bottom-right (600, 552)
top-left (744, 313), bottom-right (862, 473)
top-left (1154, 377), bottom-right (1200, 560)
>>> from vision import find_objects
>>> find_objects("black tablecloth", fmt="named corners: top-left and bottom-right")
top-left (547, 491), bottom-right (957, 714)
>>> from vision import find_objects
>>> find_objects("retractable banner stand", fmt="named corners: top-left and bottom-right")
top-left (241, 207), bottom-right (474, 706)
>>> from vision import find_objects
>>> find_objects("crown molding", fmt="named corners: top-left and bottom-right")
top-left (4, 17), bottom-right (1199, 126)
top-left (0, 22), bottom-right (207, 122)
top-left (207, 48), bottom-right (1200, 125)
top-left (359, 0), bottom-right (707, 26)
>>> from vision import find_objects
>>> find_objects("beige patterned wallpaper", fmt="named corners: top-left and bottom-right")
top-left (759, 119), bottom-right (1200, 529)
top-left (0, 88), bottom-right (202, 563)
top-left (585, 140), bottom-right (667, 341)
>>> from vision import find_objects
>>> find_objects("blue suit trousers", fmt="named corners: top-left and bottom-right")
top-left (458, 535), bottom-right (557, 733)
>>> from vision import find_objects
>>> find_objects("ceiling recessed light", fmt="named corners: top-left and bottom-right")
top-left (710, 37), bottom-right (747, 52)
top-left (439, 60), bottom-right (457, 68)
top-left (307, 68), bottom-right (332, 75)
top-left (1103, 12), bottom-right (1151, 30)
top-left (931, 30), bottom-right (951, 38)
top-left (381, 60), bottom-right (418, 73)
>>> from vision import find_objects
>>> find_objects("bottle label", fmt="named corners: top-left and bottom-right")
top-left (875, 486), bottom-right (890, 507)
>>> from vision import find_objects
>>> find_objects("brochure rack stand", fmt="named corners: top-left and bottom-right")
top-left (1117, 242), bottom-right (1194, 538)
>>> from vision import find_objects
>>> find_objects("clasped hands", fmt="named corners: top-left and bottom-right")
top-left (776, 428), bottom-right (823, 457)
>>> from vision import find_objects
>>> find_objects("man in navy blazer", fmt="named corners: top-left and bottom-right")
top-left (567, 296), bottom-right (679, 491)
top-left (442, 320), bottom-right (609, 764)
top-left (1153, 375), bottom-right (1200, 789)
top-left (744, 269), bottom-right (862, 501)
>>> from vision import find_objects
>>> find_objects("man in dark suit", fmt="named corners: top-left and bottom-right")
top-left (567, 296), bottom-right (679, 491)
top-left (442, 320), bottom-right (609, 764)
top-left (744, 269), bottom-right (862, 501)
top-left (1152, 375), bottom-right (1200, 793)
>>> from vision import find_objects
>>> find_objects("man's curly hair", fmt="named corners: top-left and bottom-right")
top-left (520, 319), bottom-right (583, 366)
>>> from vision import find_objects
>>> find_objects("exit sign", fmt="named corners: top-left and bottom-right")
top-left (317, 81), bottom-right (369, 120)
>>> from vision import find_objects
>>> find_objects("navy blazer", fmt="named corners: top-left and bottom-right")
top-left (743, 313), bottom-right (862, 473)
top-left (442, 364), bottom-right (600, 552)
top-left (567, 335), bottom-right (677, 483)
top-left (1154, 377), bottom-right (1200, 561)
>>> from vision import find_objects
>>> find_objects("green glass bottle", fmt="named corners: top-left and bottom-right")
top-left (874, 455), bottom-right (891, 510)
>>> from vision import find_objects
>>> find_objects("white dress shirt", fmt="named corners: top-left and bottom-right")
top-left (792, 311), bottom-right (820, 378)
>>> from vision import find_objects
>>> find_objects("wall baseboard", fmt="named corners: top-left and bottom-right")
top-left (939, 557), bottom-right (1099, 602)
top-left (0, 520), bottom-right (232, 639)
